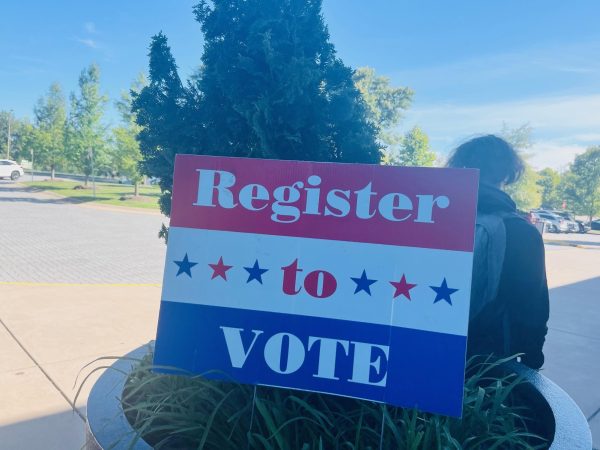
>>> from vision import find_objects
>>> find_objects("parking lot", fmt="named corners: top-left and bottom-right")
top-left (0, 179), bottom-right (599, 448)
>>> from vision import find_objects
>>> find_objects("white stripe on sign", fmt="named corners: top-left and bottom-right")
top-left (161, 227), bottom-right (473, 336)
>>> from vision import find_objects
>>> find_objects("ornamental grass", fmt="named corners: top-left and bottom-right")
top-left (95, 353), bottom-right (548, 450)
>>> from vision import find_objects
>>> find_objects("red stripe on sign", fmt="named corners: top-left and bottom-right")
top-left (170, 155), bottom-right (479, 252)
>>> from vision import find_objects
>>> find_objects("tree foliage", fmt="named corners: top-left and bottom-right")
top-left (65, 64), bottom-right (109, 182)
top-left (536, 168), bottom-right (562, 209)
top-left (392, 126), bottom-right (436, 167)
top-left (0, 112), bottom-right (31, 161)
top-left (133, 0), bottom-right (380, 217)
top-left (0, 111), bottom-right (11, 158)
top-left (33, 83), bottom-right (67, 179)
top-left (561, 147), bottom-right (600, 221)
top-left (0, 112), bottom-right (34, 161)
top-left (9, 119), bottom-right (37, 163)
top-left (112, 74), bottom-right (147, 195)
top-left (500, 124), bottom-right (541, 210)
top-left (504, 165), bottom-right (541, 211)
top-left (353, 67), bottom-right (413, 160)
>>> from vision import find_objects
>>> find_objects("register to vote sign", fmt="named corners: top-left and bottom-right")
top-left (154, 155), bottom-right (478, 417)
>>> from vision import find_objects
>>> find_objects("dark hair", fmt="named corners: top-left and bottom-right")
top-left (446, 135), bottom-right (524, 186)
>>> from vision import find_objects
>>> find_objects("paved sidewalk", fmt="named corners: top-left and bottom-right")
top-left (0, 180), bottom-right (598, 448)
top-left (542, 234), bottom-right (600, 447)
top-left (0, 181), bottom-right (165, 449)
top-left (0, 285), bottom-right (160, 449)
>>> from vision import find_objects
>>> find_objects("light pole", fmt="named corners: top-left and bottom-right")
top-left (6, 110), bottom-right (13, 159)
top-left (88, 147), bottom-right (96, 198)
top-left (31, 148), bottom-right (34, 182)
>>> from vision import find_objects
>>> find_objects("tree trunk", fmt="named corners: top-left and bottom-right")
top-left (51, 165), bottom-right (55, 181)
top-left (134, 182), bottom-right (139, 197)
top-left (85, 174), bottom-right (89, 187)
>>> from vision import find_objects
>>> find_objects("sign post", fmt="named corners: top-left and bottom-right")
top-left (154, 155), bottom-right (478, 417)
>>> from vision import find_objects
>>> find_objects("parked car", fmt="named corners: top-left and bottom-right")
top-left (530, 211), bottom-right (569, 233)
top-left (591, 219), bottom-right (600, 231)
top-left (0, 159), bottom-right (24, 180)
top-left (549, 211), bottom-right (581, 233)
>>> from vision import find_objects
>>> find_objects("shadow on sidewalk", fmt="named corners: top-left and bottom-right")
top-left (543, 276), bottom-right (600, 445)
top-left (545, 239), bottom-right (600, 248)
top-left (0, 183), bottom-right (109, 204)
top-left (0, 196), bottom-right (108, 205)
top-left (0, 409), bottom-right (86, 450)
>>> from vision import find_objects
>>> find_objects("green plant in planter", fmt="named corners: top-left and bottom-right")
top-left (119, 354), bottom-right (546, 449)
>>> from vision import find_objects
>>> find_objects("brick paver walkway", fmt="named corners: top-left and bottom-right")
top-left (0, 181), bottom-right (167, 284)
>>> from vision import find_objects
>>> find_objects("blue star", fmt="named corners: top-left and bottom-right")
top-left (430, 278), bottom-right (459, 305)
top-left (174, 253), bottom-right (197, 278)
top-left (244, 259), bottom-right (269, 284)
top-left (351, 270), bottom-right (377, 296)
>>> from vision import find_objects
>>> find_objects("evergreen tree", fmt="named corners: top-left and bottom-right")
top-left (133, 0), bottom-right (380, 217)
top-left (132, 33), bottom-right (186, 213)
top-left (33, 83), bottom-right (67, 180)
top-left (65, 64), bottom-right (109, 184)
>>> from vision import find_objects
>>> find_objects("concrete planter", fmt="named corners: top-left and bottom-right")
top-left (85, 343), bottom-right (592, 450)
top-left (85, 344), bottom-right (153, 450)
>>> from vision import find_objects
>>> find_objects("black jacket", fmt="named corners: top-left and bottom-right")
top-left (467, 184), bottom-right (550, 369)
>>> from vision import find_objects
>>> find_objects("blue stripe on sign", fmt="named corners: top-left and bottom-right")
top-left (153, 301), bottom-right (467, 417)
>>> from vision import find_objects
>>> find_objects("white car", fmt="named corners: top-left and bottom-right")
top-left (0, 159), bottom-right (25, 180)
top-left (531, 211), bottom-right (570, 233)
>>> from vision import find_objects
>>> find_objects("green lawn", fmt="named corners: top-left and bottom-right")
top-left (22, 180), bottom-right (161, 210)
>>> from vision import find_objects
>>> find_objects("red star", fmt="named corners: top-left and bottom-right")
top-left (390, 275), bottom-right (417, 300)
top-left (208, 256), bottom-right (233, 280)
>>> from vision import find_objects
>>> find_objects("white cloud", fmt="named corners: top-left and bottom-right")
top-left (84, 22), bottom-right (97, 34)
top-left (528, 141), bottom-right (587, 171)
top-left (76, 37), bottom-right (99, 49)
top-left (407, 94), bottom-right (600, 135)
top-left (401, 93), bottom-right (600, 170)
top-left (402, 94), bottom-right (600, 170)
top-left (572, 133), bottom-right (600, 142)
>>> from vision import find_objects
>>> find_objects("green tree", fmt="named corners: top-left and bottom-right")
top-left (536, 168), bottom-right (562, 209)
top-left (13, 120), bottom-right (37, 163)
top-left (393, 126), bottom-right (436, 167)
top-left (561, 147), bottom-right (600, 222)
top-left (353, 67), bottom-right (413, 161)
top-left (133, 0), bottom-right (380, 218)
top-left (65, 64), bottom-right (109, 184)
top-left (0, 112), bottom-right (36, 162)
top-left (112, 74), bottom-right (147, 196)
top-left (33, 83), bottom-right (67, 180)
top-left (504, 165), bottom-right (541, 211)
top-left (500, 124), bottom-right (541, 210)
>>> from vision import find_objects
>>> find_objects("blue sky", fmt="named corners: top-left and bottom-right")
top-left (2, 1), bottom-right (600, 169)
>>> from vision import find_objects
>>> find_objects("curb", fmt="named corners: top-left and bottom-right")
top-left (17, 183), bottom-right (166, 217)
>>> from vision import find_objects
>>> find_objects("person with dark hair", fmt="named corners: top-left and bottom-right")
top-left (448, 135), bottom-right (549, 369)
